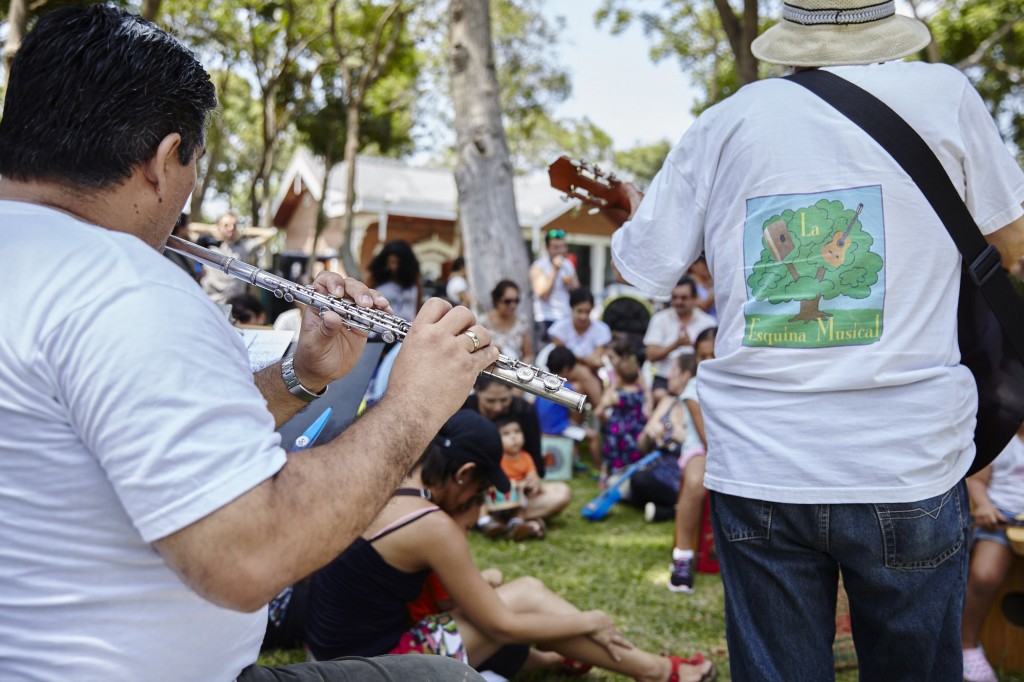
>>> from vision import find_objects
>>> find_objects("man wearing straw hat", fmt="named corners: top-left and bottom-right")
top-left (611, 1), bottom-right (1024, 679)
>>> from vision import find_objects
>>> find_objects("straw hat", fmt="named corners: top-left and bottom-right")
top-left (751, 0), bottom-right (932, 67)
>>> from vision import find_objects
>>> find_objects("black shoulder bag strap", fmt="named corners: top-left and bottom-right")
top-left (786, 68), bottom-right (1024, 474)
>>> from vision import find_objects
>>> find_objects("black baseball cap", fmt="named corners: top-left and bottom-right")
top-left (435, 411), bottom-right (511, 493)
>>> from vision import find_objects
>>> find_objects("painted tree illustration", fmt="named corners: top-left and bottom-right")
top-left (747, 199), bottom-right (883, 323)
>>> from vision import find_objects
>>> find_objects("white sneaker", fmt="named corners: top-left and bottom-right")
top-left (644, 502), bottom-right (657, 523)
top-left (963, 646), bottom-right (998, 682)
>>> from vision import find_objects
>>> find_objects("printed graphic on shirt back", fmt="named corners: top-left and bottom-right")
top-left (743, 186), bottom-right (885, 348)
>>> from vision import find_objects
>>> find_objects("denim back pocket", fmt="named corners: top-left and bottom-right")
top-left (715, 493), bottom-right (773, 543)
top-left (874, 486), bottom-right (965, 569)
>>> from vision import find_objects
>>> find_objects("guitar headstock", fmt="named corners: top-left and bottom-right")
top-left (548, 156), bottom-right (632, 222)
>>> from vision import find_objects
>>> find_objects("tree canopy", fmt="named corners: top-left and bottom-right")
top-left (594, 0), bottom-right (1023, 161)
top-left (1, 0), bottom-right (1020, 221)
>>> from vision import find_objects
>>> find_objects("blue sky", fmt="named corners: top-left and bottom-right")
top-left (541, 1), bottom-right (698, 150)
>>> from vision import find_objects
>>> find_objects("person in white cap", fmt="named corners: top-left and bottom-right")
top-left (610, 1), bottom-right (1024, 679)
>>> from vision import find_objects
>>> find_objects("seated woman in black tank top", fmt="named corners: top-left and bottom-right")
top-left (305, 411), bottom-right (716, 682)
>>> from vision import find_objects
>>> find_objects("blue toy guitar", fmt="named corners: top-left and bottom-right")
top-left (581, 451), bottom-right (662, 521)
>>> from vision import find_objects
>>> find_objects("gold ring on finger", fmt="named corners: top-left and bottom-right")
top-left (462, 329), bottom-right (481, 352)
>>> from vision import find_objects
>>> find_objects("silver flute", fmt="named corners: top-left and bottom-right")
top-left (166, 235), bottom-right (587, 412)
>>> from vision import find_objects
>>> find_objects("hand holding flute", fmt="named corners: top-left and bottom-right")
top-left (274, 268), bottom-right (499, 423)
top-left (286, 270), bottom-right (394, 394)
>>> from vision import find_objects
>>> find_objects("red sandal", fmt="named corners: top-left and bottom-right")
top-left (558, 656), bottom-right (593, 677)
top-left (666, 653), bottom-right (717, 682)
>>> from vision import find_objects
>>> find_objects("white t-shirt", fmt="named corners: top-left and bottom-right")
top-left (445, 274), bottom-right (469, 304)
top-left (548, 317), bottom-right (612, 359)
top-left (642, 307), bottom-right (717, 378)
top-left (0, 202), bottom-right (286, 681)
top-left (531, 255), bottom-right (577, 323)
top-left (987, 434), bottom-right (1024, 514)
top-left (612, 62), bottom-right (1024, 504)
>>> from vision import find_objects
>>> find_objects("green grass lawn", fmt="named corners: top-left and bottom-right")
top-left (260, 470), bottom-right (1024, 681)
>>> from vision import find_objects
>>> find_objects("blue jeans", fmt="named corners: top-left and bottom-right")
top-left (710, 483), bottom-right (970, 681)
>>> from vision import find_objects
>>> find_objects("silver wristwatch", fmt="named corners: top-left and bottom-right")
top-left (281, 354), bottom-right (327, 403)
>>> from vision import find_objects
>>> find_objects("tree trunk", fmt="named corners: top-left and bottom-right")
top-left (3, 0), bottom-right (29, 84)
top-left (713, 0), bottom-right (760, 85)
top-left (190, 137), bottom-right (221, 220)
top-left (738, 0), bottom-right (760, 84)
top-left (788, 296), bottom-right (831, 323)
top-left (311, 141), bottom-right (340, 278)
top-left (339, 103), bottom-right (363, 279)
top-left (191, 70), bottom-right (231, 221)
top-left (250, 93), bottom-right (278, 227)
top-left (140, 0), bottom-right (162, 22)
top-left (448, 0), bottom-right (532, 319)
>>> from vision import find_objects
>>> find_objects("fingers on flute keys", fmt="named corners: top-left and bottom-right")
top-left (313, 271), bottom-right (390, 311)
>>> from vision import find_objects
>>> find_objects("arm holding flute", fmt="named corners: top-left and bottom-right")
top-left (154, 234), bottom-right (584, 609)
top-left (159, 295), bottom-right (501, 612)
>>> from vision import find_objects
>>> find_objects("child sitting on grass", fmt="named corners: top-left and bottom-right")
top-left (478, 416), bottom-right (571, 540)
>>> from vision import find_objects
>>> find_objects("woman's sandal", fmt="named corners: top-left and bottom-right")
top-left (557, 656), bottom-right (593, 677)
top-left (666, 653), bottom-right (717, 682)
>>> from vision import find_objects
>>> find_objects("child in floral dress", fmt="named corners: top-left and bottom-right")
top-left (597, 339), bottom-right (648, 484)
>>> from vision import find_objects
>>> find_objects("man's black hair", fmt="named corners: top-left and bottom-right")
top-left (0, 4), bottom-right (217, 190)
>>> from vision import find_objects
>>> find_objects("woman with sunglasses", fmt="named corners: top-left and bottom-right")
top-left (529, 228), bottom-right (580, 345)
top-left (304, 410), bottom-right (717, 682)
top-left (481, 279), bottom-right (534, 363)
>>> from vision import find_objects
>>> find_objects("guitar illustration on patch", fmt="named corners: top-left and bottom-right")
top-left (822, 202), bottom-right (864, 268)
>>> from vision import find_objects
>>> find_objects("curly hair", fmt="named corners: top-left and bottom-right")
top-left (367, 240), bottom-right (420, 289)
